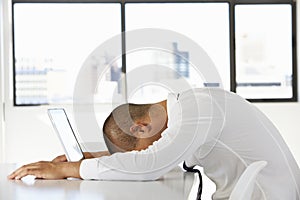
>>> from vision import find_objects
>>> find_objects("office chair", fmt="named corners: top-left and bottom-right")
top-left (229, 161), bottom-right (267, 200)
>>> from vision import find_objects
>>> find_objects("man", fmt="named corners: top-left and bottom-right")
top-left (8, 88), bottom-right (300, 199)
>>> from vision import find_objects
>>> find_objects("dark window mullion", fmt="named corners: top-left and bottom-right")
top-left (291, 1), bottom-right (298, 101)
top-left (121, 2), bottom-right (126, 73)
top-left (121, 2), bottom-right (129, 102)
top-left (229, 1), bottom-right (236, 92)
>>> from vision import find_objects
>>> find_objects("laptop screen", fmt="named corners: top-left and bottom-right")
top-left (48, 108), bottom-right (84, 162)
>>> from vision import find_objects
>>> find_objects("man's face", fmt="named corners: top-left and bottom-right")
top-left (132, 103), bottom-right (168, 151)
top-left (148, 104), bottom-right (168, 137)
top-left (106, 102), bottom-right (168, 153)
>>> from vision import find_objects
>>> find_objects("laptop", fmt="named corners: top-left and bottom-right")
top-left (47, 108), bottom-right (84, 162)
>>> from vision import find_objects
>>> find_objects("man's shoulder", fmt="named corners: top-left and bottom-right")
top-left (178, 88), bottom-right (234, 101)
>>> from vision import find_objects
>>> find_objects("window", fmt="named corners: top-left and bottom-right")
top-left (125, 3), bottom-right (230, 103)
top-left (235, 4), bottom-right (294, 100)
top-left (12, 0), bottom-right (297, 105)
top-left (13, 3), bottom-right (122, 105)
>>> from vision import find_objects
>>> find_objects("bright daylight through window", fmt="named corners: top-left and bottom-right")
top-left (235, 4), bottom-right (294, 99)
top-left (12, 1), bottom-right (297, 105)
top-left (13, 3), bottom-right (122, 105)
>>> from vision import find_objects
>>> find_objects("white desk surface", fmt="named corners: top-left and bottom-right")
top-left (0, 164), bottom-right (195, 200)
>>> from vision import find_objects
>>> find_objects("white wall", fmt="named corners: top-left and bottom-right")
top-left (0, 0), bottom-right (5, 163)
top-left (256, 103), bottom-right (300, 164)
top-left (0, 1), bottom-right (300, 165)
top-left (1, 0), bottom-right (11, 163)
top-left (3, 105), bottom-right (110, 164)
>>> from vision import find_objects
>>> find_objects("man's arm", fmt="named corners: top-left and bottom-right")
top-left (52, 151), bottom-right (110, 163)
top-left (79, 124), bottom-right (203, 181)
top-left (79, 91), bottom-right (224, 181)
top-left (9, 90), bottom-right (223, 181)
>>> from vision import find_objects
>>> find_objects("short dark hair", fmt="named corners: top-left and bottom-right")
top-left (103, 103), bottom-right (151, 154)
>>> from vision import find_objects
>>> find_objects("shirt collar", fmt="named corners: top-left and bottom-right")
top-left (166, 93), bottom-right (180, 127)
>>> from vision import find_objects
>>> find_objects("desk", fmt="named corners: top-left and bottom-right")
top-left (0, 164), bottom-right (195, 200)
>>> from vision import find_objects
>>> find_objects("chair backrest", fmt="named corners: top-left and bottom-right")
top-left (229, 161), bottom-right (267, 200)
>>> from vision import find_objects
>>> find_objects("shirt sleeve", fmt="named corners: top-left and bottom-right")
top-left (80, 126), bottom-right (182, 180)
top-left (80, 89), bottom-right (225, 180)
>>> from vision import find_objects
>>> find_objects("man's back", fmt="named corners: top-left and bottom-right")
top-left (79, 88), bottom-right (299, 200)
top-left (186, 88), bottom-right (300, 199)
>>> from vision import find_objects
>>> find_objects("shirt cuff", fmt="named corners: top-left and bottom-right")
top-left (79, 158), bottom-right (110, 180)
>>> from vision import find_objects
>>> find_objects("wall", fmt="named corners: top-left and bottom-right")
top-left (0, 0), bottom-right (4, 163)
top-left (3, 105), bottom-right (110, 164)
top-left (256, 103), bottom-right (300, 164)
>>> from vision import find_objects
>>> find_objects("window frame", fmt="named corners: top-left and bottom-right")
top-left (11, 0), bottom-right (297, 105)
top-left (233, 0), bottom-right (297, 102)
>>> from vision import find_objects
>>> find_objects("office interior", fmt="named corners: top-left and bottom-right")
top-left (0, 0), bottom-right (299, 186)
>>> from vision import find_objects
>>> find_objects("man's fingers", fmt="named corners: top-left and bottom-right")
top-left (52, 155), bottom-right (67, 163)
top-left (8, 165), bottom-right (34, 179)
top-left (13, 168), bottom-right (36, 180)
top-left (8, 165), bottom-right (37, 180)
top-left (8, 162), bottom-right (41, 180)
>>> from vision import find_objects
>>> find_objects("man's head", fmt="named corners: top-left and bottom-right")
top-left (103, 101), bottom-right (168, 154)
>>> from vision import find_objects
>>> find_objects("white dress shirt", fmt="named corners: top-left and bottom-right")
top-left (80, 88), bottom-right (300, 200)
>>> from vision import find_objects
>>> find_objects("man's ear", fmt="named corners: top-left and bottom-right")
top-left (129, 123), bottom-right (151, 138)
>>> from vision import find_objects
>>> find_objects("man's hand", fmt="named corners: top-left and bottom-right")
top-left (52, 155), bottom-right (68, 163)
top-left (9, 151), bottom-right (110, 180)
top-left (7, 161), bottom-right (81, 180)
